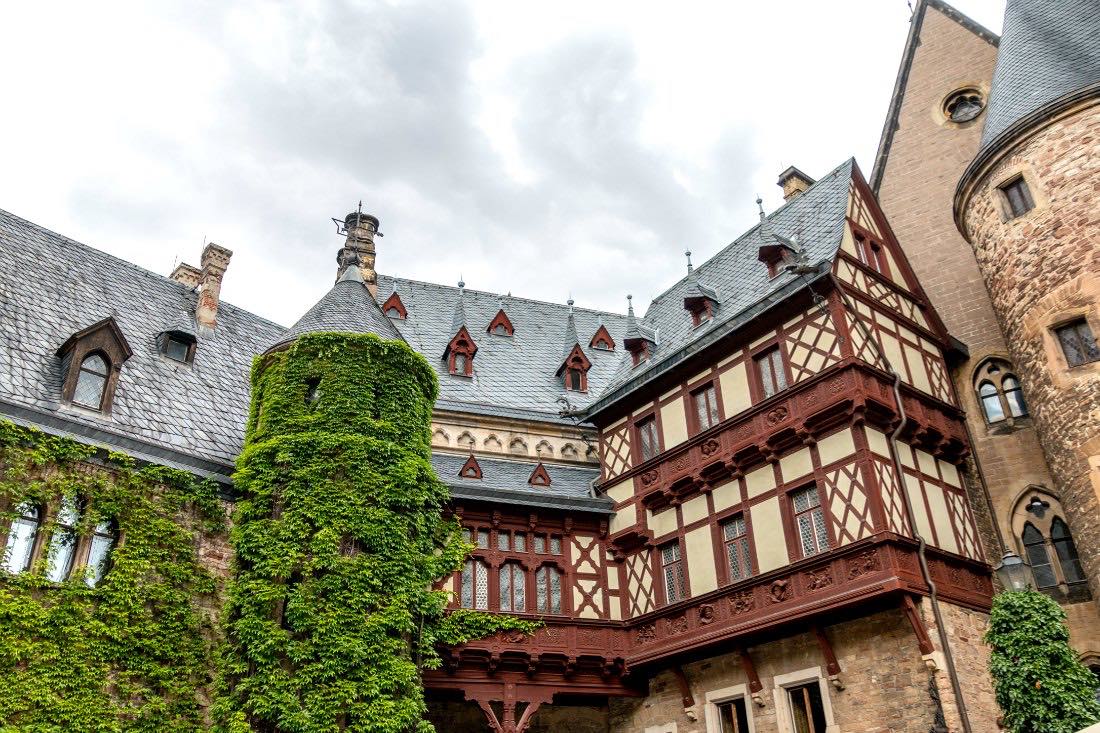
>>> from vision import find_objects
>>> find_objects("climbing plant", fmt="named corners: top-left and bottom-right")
top-left (0, 419), bottom-right (224, 732)
top-left (985, 588), bottom-right (1100, 733)
top-left (214, 333), bottom-right (535, 733)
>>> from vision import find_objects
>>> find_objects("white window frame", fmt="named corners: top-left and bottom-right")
top-left (704, 683), bottom-right (756, 733)
top-left (644, 724), bottom-right (677, 733)
top-left (772, 666), bottom-right (838, 733)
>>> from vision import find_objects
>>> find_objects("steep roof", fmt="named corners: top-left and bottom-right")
top-left (0, 208), bottom-right (285, 472)
top-left (870, 0), bottom-right (999, 193)
top-left (980, 0), bottom-right (1100, 148)
top-left (375, 275), bottom-right (631, 421)
top-left (267, 265), bottom-right (402, 351)
top-left (586, 158), bottom-right (854, 416)
top-left (432, 452), bottom-right (610, 513)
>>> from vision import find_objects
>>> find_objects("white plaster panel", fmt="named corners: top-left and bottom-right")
top-left (660, 398), bottom-right (689, 448)
top-left (817, 428), bottom-right (856, 466)
top-left (610, 502), bottom-right (638, 535)
top-left (685, 526), bottom-right (717, 596)
top-left (648, 506), bottom-right (679, 538)
top-left (719, 360), bottom-right (752, 417)
top-left (779, 447), bottom-right (813, 483)
top-left (745, 465), bottom-right (776, 499)
top-left (711, 479), bottom-right (741, 512)
top-left (751, 496), bottom-right (789, 572)
top-left (681, 494), bottom-right (709, 526)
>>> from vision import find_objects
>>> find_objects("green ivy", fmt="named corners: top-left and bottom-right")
top-left (0, 419), bottom-right (225, 732)
top-left (214, 333), bottom-right (535, 733)
top-left (985, 589), bottom-right (1100, 733)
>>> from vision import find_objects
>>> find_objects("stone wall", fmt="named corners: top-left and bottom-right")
top-left (607, 603), bottom-right (997, 733)
top-left (426, 699), bottom-right (610, 732)
top-left (961, 102), bottom-right (1100, 606)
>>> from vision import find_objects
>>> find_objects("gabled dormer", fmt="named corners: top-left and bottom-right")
top-left (681, 253), bottom-right (719, 327)
top-left (487, 307), bottom-right (514, 337)
top-left (459, 454), bottom-right (483, 479)
top-left (590, 322), bottom-right (615, 351)
top-left (623, 295), bottom-right (656, 367)
top-left (381, 288), bottom-right (407, 320)
top-left (55, 316), bottom-right (133, 414)
top-left (556, 300), bottom-right (591, 391)
top-left (758, 236), bottom-right (799, 279)
top-left (443, 280), bottom-right (477, 376)
top-left (528, 462), bottom-right (551, 487)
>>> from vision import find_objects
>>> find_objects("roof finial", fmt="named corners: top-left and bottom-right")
top-left (685, 249), bottom-right (693, 274)
top-left (567, 296), bottom-right (575, 313)
top-left (756, 195), bottom-right (766, 222)
top-left (458, 275), bottom-right (465, 289)
top-left (627, 294), bottom-right (634, 317)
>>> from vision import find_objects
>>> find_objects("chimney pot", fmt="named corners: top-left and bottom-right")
top-left (196, 242), bottom-right (233, 330)
top-left (336, 211), bottom-right (381, 298)
top-left (777, 166), bottom-right (816, 201)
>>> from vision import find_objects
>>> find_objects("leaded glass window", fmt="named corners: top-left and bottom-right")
top-left (533, 535), bottom-right (546, 554)
top-left (535, 565), bottom-right (562, 614)
top-left (693, 383), bottom-right (720, 432)
top-left (73, 354), bottom-right (109, 410)
top-left (637, 416), bottom-right (660, 462)
top-left (722, 515), bottom-right (753, 582)
top-left (45, 496), bottom-right (81, 583)
top-left (1051, 517), bottom-right (1086, 584)
top-left (476, 529), bottom-right (490, 549)
top-left (461, 558), bottom-right (490, 610)
top-left (792, 486), bottom-right (829, 558)
top-left (661, 542), bottom-right (686, 604)
top-left (1056, 319), bottom-right (1100, 367)
top-left (2, 502), bottom-right (40, 574)
top-left (549, 536), bottom-right (561, 555)
top-left (499, 563), bottom-right (525, 612)
top-left (513, 532), bottom-right (526, 552)
top-left (755, 347), bottom-right (788, 399)
top-left (1023, 522), bottom-right (1056, 588)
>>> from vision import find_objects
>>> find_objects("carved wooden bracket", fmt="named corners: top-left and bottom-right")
top-left (813, 624), bottom-right (844, 690)
top-left (739, 647), bottom-right (766, 707)
top-left (901, 594), bottom-right (935, 655)
top-left (671, 664), bottom-right (695, 708)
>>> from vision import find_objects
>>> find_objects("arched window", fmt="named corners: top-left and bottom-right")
top-left (1022, 522), bottom-right (1056, 588)
top-left (45, 496), bottom-right (81, 583)
top-left (85, 519), bottom-right (118, 587)
top-left (461, 558), bottom-right (490, 610)
top-left (386, 306), bottom-right (403, 319)
top-left (975, 359), bottom-right (1028, 424)
top-left (535, 565), bottom-right (562, 614)
top-left (2, 502), bottom-right (41, 574)
top-left (1051, 517), bottom-right (1086, 584)
top-left (499, 563), bottom-right (525, 612)
top-left (73, 354), bottom-right (110, 410)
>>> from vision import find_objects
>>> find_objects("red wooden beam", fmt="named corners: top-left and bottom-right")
top-left (902, 594), bottom-right (935, 655)
top-left (670, 665), bottom-right (695, 708)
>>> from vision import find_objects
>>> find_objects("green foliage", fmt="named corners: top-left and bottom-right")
top-left (0, 419), bottom-right (225, 732)
top-left (215, 333), bottom-right (535, 733)
top-left (985, 589), bottom-right (1100, 733)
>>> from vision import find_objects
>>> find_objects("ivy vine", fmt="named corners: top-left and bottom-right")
top-left (985, 589), bottom-right (1100, 733)
top-left (0, 419), bottom-right (225, 732)
top-left (214, 333), bottom-right (535, 733)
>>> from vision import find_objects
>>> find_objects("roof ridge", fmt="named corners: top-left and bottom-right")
top-left (640, 158), bottom-right (854, 313)
top-left (0, 207), bottom-right (287, 332)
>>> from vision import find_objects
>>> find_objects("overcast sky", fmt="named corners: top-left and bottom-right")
top-left (0, 1), bottom-right (1004, 326)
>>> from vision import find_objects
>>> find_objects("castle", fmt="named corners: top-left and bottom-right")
top-left (1, 0), bottom-right (1098, 731)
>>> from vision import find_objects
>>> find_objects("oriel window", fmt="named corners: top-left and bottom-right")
top-left (693, 383), bottom-right (720, 432)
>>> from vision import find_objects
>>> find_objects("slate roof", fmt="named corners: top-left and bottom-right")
top-left (375, 274), bottom-right (632, 419)
top-left (267, 265), bottom-right (402, 352)
top-left (980, 0), bottom-right (1100, 148)
top-left (587, 158), bottom-right (854, 414)
top-left (0, 208), bottom-right (285, 469)
top-left (431, 452), bottom-right (611, 513)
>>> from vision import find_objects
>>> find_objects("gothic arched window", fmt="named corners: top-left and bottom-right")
top-left (1016, 491), bottom-right (1089, 598)
top-left (45, 496), bottom-right (82, 583)
top-left (975, 359), bottom-right (1028, 424)
top-left (1022, 522), bottom-right (1056, 588)
top-left (85, 519), bottom-right (118, 588)
top-left (1051, 517), bottom-right (1086, 585)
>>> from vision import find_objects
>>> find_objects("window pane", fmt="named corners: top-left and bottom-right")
top-left (723, 515), bottom-right (746, 541)
top-left (514, 533), bottom-right (526, 552)
top-left (81, 354), bottom-right (107, 375)
top-left (798, 514), bottom-right (817, 558)
top-left (537, 569), bottom-right (548, 611)
top-left (771, 350), bottom-right (789, 392)
top-left (165, 338), bottom-right (189, 362)
top-left (718, 698), bottom-right (749, 733)
top-left (500, 565), bottom-right (512, 611)
top-left (73, 370), bottom-right (107, 408)
top-left (550, 536), bottom-right (561, 555)
top-left (86, 522), bottom-right (115, 587)
top-left (550, 568), bottom-right (561, 614)
top-left (3, 503), bottom-right (39, 574)
top-left (787, 683), bottom-right (827, 733)
top-left (1057, 321), bottom-right (1100, 366)
top-left (497, 532), bottom-right (510, 551)
top-left (1051, 518), bottom-right (1086, 584)
top-left (461, 560), bottom-right (473, 608)
top-left (475, 561), bottom-right (488, 610)
top-left (534, 535), bottom-right (546, 554)
top-left (514, 566), bottom-right (525, 612)
top-left (979, 382), bottom-right (1006, 422)
top-left (757, 352), bottom-right (777, 398)
top-left (477, 530), bottom-right (490, 549)
top-left (46, 497), bottom-right (81, 583)
top-left (1003, 378), bottom-right (1028, 417)
top-left (662, 543), bottom-right (680, 564)
top-left (1023, 524), bottom-right (1057, 588)
top-left (812, 508), bottom-right (829, 553)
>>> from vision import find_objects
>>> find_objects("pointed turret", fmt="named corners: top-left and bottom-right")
top-left (623, 294), bottom-right (656, 365)
top-left (267, 264), bottom-right (402, 353)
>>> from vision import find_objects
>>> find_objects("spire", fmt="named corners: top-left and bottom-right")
top-left (561, 298), bottom-right (580, 359)
top-left (451, 278), bottom-right (468, 332)
top-left (685, 249), bottom-right (693, 274)
top-left (756, 195), bottom-right (766, 222)
top-left (267, 258), bottom-right (402, 352)
top-left (623, 294), bottom-right (656, 345)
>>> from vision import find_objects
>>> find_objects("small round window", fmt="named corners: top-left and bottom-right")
top-left (944, 88), bottom-right (985, 123)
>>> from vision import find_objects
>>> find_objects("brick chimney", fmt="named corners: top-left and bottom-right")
top-left (777, 166), bottom-right (816, 201)
top-left (336, 211), bottom-right (380, 298)
top-left (195, 242), bottom-right (232, 330)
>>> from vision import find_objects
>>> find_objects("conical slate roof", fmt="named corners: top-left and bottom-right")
top-left (267, 266), bottom-right (402, 352)
top-left (980, 0), bottom-right (1100, 148)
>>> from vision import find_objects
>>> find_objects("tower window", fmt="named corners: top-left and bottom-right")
top-left (999, 176), bottom-right (1035, 219)
top-left (73, 354), bottom-right (110, 410)
top-left (1055, 319), bottom-right (1100, 367)
top-left (975, 358), bottom-right (1028, 424)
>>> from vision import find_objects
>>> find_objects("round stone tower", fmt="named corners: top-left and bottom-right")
top-left (955, 0), bottom-right (1100, 600)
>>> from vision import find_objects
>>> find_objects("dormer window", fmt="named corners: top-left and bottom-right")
top-left (557, 344), bottom-right (591, 392)
top-left (688, 300), bottom-right (713, 328)
top-left (627, 341), bottom-right (651, 366)
top-left (487, 309), bottom-right (514, 337)
top-left (157, 330), bottom-right (197, 364)
top-left (759, 244), bottom-right (794, 279)
top-left (56, 317), bottom-right (132, 415)
top-left (590, 325), bottom-right (615, 351)
top-left (73, 354), bottom-right (110, 410)
top-left (528, 463), bottom-right (551, 487)
top-left (381, 291), bottom-right (407, 320)
top-left (444, 327), bottom-right (477, 377)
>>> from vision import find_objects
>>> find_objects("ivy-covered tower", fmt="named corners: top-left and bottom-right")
top-left (217, 263), bottom-right (496, 733)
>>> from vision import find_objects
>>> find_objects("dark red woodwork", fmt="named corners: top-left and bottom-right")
top-left (813, 625), bottom-right (842, 679)
top-left (446, 326), bottom-right (478, 376)
top-left (558, 344), bottom-right (592, 393)
top-left (739, 647), bottom-right (764, 695)
top-left (381, 291), bottom-right (407, 319)
top-left (460, 454), bottom-right (483, 479)
top-left (590, 325), bottom-right (616, 351)
top-left (528, 463), bottom-right (551, 487)
top-left (488, 309), bottom-right (515, 336)
top-left (671, 665), bottom-right (695, 708)
top-left (901, 593), bottom-right (935, 655)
